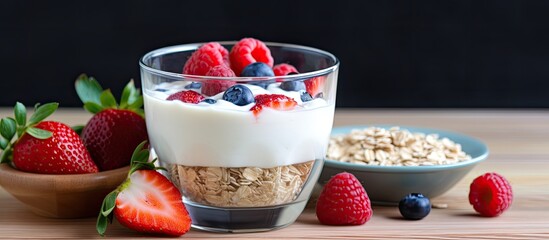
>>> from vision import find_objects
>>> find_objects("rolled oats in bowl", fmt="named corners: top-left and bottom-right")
top-left (327, 126), bottom-right (472, 167)
top-left (319, 125), bottom-right (488, 204)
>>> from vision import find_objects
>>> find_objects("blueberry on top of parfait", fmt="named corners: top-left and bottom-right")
top-left (241, 62), bottom-right (275, 77)
top-left (222, 84), bottom-right (255, 106)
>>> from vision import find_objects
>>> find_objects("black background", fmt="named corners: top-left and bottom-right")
top-left (1, 0), bottom-right (548, 108)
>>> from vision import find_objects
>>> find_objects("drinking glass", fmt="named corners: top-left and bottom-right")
top-left (140, 41), bottom-right (339, 232)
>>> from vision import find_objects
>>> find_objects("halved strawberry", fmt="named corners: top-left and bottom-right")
top-left (97, 142), bottom-right (191, 236)
top-left (0, 102), bottom-right (98, 174)
top-left (250, 94), bottom-right (298, 116)
top-left (167, 90), bottom-right (205, 103)
top-left (304, 76), bottom-right (326, 97)
top-left (75, 74), bottom-right (148, 171)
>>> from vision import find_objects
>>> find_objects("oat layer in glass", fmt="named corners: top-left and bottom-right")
top-left (168, 161), bottom-right (314, 207)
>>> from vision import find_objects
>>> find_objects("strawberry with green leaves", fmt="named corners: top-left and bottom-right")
top-left (75, 74), bottom-right (148, 171)
top-left (97, 142), bottom-right (191, 236)
top-left (0, 102), bottom-right (98, 174)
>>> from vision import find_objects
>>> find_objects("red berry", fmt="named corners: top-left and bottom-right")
top-left (202, 65), bottom-right (237, 96)
top-left (82, 109), bottom-right (148, 171)
top-left (469, 172), bottom-right (513, 217)
top-left (250, 94), bottom-right (297, 116)
top-left (229, 38), bottom-right (274, 76)
top-left (304, 76), bottom-right (325, 97)
top-left (273, 63), bottom-right (298, 76)
top-left (316, 172), bottom-right (372, 225)
top-left (76, 77), bottom-right (148, 172)
top-left (167, 90), bottom-right (205, 103)
top-left (183, 42), bottom-right (229, 76)
top-left (206, 64), bottom-right (236, 77)
top-left (13, 121), bottom-right (99, 174)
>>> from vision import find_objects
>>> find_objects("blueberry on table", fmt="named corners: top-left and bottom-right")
top-left (222, 84), bottom-right (254, 106)
top-left (241, 62), bottom-right (275, 77)
top-left (280, 80), bottom-right (306, 91)
top-left (399, 193), bottom-right (431, 220)
top-left (184, 82), bottom-right (202, 89)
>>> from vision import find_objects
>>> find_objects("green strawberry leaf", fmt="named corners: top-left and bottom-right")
top-left (28, 102), bottom-right (59, 126)
top-left (0, 148), bottom-right (12, 164)
top-left (120, 80), bottom-right (135, 109)
top-left (96, 185), bottom-right (122, 236)
top-left (26, 127), bottom-right (53, 139)
top-left (96, 214), bottom-right (108, 236)
top-left (0, 136), bottom-right (8, 150)
top-left (101, 191), bottom-right (118, 218)
top-left (131, 141), bottom-right (148, 162)
top-left (0, 118), bottom-right (16, 141)
top-left (14, 102), bottom-right (26, 127)
top-left (100, 89), bottom-right (118, 109)
top-left (128, 96), bottom-right (144, 110)
top-left (83, 102), bottom-right (104, 114)
top-left (75, 74), bottom-right (103, 106)
top-left (127, 141), bottom-right (166, 176)
top-left (120, 80), bottom-right (144, 112)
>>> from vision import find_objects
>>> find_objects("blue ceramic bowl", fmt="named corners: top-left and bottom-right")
top-left (318, 125), bottom-right (489, 205)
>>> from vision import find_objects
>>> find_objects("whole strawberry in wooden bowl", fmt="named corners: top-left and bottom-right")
top-left (75, 74), bottom-right (148, 171)
top-left (0, 102), bottom-right (128, 218)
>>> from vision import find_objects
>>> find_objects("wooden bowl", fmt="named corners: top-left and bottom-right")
top-left (0, 164), bottom-right (129, 218)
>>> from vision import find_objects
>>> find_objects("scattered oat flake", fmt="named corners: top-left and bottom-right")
top-left (432, 203), bottom-right (449, 209)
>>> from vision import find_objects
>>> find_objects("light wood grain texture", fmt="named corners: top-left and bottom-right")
top-left (1, 108), bottom-right (549, 239)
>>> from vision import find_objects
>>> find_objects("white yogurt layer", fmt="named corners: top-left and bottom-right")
top-left (144, 82), bottom-right (335, 168)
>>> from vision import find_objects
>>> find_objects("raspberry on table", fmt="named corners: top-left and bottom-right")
top-left (469, 172), bottom-right (513, 217)
top-left (229, 38), bottom-right (274, 76)
top-left (183, 42), bottom-right (229, 76)
top-left (315, 172), bottom-right (372, 225)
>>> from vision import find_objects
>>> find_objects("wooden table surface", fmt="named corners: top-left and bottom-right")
top-left (1, 108), bottom-right (549, 239)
